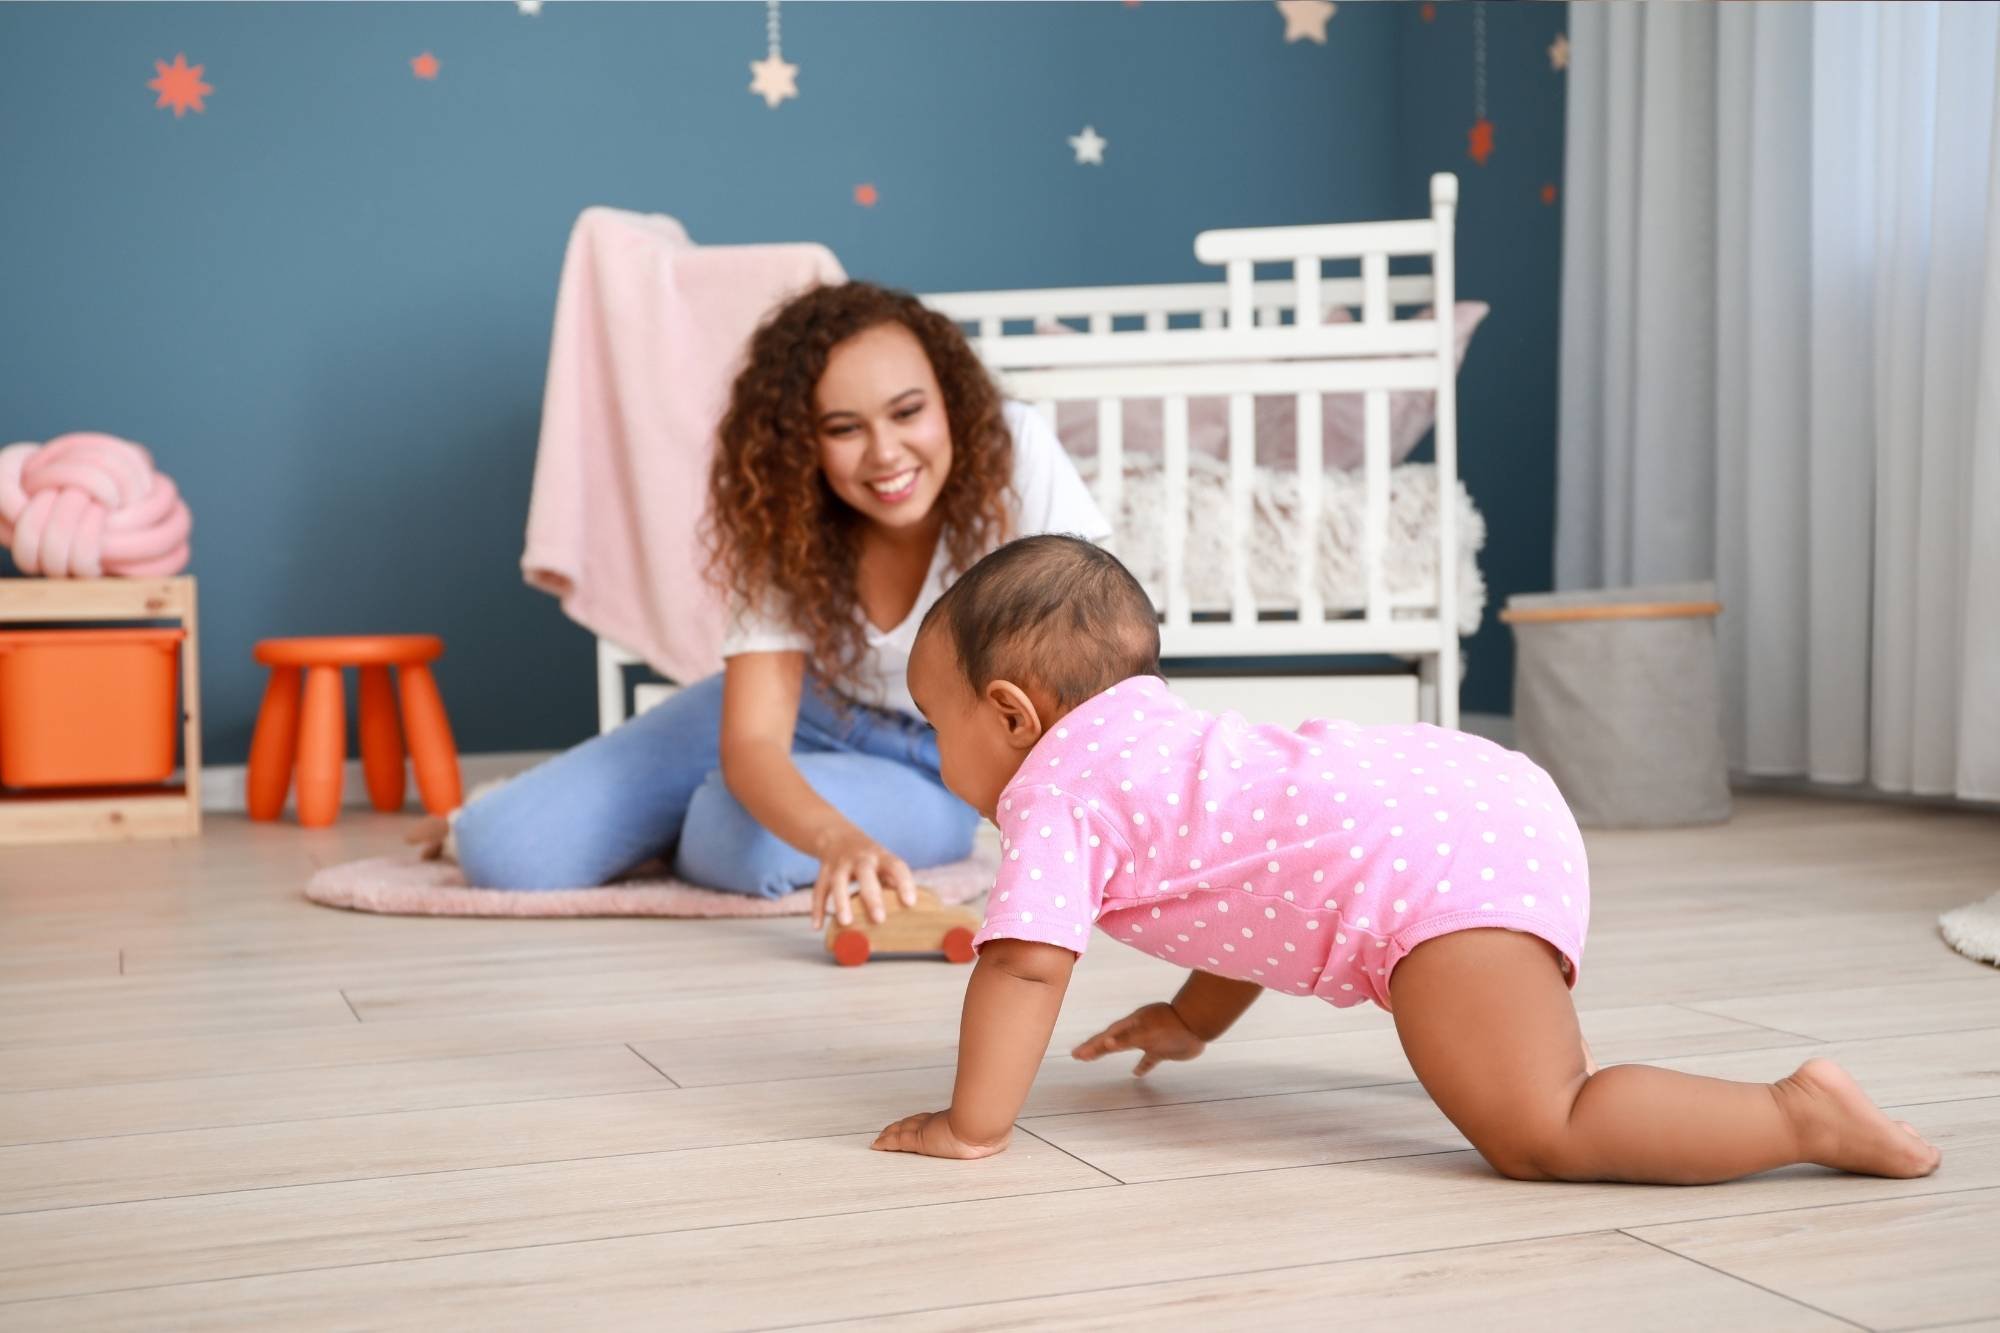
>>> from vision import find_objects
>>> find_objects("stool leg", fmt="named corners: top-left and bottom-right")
top-left (246, 666), bottom-right (301, 822)
top-left (297, 666), bottom-right (346, 828)
top-left (358, 665), bottom-right (407, 812)
top-left (398, 662), bottom-right (463, 814)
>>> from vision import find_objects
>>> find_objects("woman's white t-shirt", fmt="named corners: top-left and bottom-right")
top-left (718, 401), bottom-right (1112, 719)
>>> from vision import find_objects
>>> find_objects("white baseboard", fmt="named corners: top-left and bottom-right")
top-left (197, 751), bottom-right (554, 814)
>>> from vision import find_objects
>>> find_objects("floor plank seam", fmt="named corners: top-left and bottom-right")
top-left (1666, 1003), bottom-right (1821, 1044)
top-left (0, 1181), bottom-right (1130, 1307)
top-left (0, 1120), bottom-right (1134, 1216)
top-left (623, 1043), bottom-right (682, 1088)
top-left (1011, 1124), bottom-right (1127, 1185)
top-left (1616, 1229), bottom-right (1872, 1331)
top-left (338, 989), bottom-right (361, 1023)
top-left (740, 1221), bottom-right (1886, 1332)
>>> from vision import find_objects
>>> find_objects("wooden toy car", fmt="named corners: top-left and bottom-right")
top-left (824, 885), bottom-right (982, 967)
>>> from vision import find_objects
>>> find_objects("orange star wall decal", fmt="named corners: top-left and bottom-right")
top-left (411, 51), bottom-right (440, 80)
top-left (1420, 3), bottom-right (1436, 21)
top-left (1541, 182), bottom-right (1558, 206)
top-left (1468, 118), bottom-right (1495, 166)
top-left (148, 53), bottom-right (212, 118)
top-left (853, 183), bottom-right (878, 207)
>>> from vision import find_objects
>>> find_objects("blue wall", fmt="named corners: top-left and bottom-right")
top-left (0, 1), bottom-right (1563, 763)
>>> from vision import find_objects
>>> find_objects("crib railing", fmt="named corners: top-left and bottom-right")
top-left (924, 173), bottom-right (1462, 727)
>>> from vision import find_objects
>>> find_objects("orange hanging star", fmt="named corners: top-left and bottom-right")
top-left (853, 183), bottom-right (879, 208)
top-left (1467, 118), bottom-right (1495, 166)
top-left (411, 51), bottom-right (440, 80)
top-left (1419, 2), bottom-right (1436, 22)
top-left (148, 53), bottom-right (212, 118)
top-left (1541, 182), bottom-right (1558, 206)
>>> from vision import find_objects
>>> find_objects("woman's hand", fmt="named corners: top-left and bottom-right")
top-left (810, 828), bottom-right (917, 928)
top-left (872, 1109), bottom-right (1010, 1160)
top-left (1071, 1001), bottom-right (1208, 1076)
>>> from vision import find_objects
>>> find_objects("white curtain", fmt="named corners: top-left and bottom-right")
top-left (1558, 0), bottom-right (2000, 802)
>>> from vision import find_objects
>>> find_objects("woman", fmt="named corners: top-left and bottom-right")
top-left (446, 282), bottom-right (1110, 925)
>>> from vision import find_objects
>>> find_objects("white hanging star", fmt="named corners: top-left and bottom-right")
top-left (749, 52), bottom-right (798, 108)
top-left (516, 0), bottom-right (542, 13)
top-left (1549, 32), bottom-right (1569, 70)
top-left (1276, 0), bottom-right (1336, 45)
top-left (1068, 125), bottom-right (1107, 166)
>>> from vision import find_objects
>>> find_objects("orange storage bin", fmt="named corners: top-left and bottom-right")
top-left (0, 628), bottom-right (185, 789)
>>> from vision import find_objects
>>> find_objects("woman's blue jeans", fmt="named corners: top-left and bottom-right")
top-left (452, 673), bottom-right (980, 895)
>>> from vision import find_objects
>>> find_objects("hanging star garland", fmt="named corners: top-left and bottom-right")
top-left (853, 183), bottom-right (879, 207)
top-left (1467, 1), bottom-right (1493, 165)
top-left (147, 53), bottom-right (212, 118)
top-left (1276, 0), bottom-right (1336, 45)
top-left (749, 0), bottom-right (798, 108)
top-left (1068, 125), bottom-right (1107, 166)
top-left (411, 51), bottom-right (440, 80)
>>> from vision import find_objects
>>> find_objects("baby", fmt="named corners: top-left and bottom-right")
top-left (865, 534), bottom-right (1942, 1184)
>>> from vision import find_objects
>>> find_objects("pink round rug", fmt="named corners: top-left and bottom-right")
top-left (305, 849), bottom-right (997, 919)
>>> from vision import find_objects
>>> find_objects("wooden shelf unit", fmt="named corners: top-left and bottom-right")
top-left (0, 576), bottom-right (202, 845)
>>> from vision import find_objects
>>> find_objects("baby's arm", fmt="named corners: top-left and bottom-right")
top-left (1073, 970), bottom-right (1264, 1075)
top-left (1169, 969), bottom-right (1265, 1041)
top-left (872, 938), bottom-right (1075, 1159)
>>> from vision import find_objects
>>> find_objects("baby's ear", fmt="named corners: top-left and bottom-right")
top-left (984, 679), bottom-right (1045, 750)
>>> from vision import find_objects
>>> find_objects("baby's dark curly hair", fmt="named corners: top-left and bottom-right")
top-left (920, 535), bottom-right (1162, 708)
top-left (706, 282), bottom-right (1014, 703)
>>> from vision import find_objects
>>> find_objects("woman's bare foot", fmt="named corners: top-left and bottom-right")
top-left (1776, 1058), bottom-right (1941, 1178)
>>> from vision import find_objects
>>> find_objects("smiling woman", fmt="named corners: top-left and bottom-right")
top-left (447, 282), bottom-right (1112, 921)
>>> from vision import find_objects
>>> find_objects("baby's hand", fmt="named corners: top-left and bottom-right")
top-left (871, 1109), bottom-right (1010, 1160)
top-left (1071, 1002), bottom-right (1207, 1076)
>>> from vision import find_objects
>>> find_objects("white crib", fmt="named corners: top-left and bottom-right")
top-left (598, 173), bottom-right (1466, 734)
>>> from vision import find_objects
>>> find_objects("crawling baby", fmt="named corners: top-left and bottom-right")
top-left (862, 534), bottom-right (1940, 1185)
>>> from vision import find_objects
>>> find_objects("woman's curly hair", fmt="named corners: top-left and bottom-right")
top-left (706, 281), bottom-right (1015, 704)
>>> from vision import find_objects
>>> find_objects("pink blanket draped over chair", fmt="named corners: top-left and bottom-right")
top-left (521, 207), bottom-right (845, 685)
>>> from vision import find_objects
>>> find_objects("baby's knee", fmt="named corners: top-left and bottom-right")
top-left (1467, 1112), bottom-right (1583, 1182)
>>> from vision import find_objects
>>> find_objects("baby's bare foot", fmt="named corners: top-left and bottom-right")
top-left (1777, 1058), bottom-right (1941, 1178)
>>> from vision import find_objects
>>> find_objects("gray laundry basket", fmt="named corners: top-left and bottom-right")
top-left (1502, 583), bottom-right (1731, 828)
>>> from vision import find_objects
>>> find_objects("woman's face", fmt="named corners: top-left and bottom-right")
top-left (814, 321), bottom-right (954, 533)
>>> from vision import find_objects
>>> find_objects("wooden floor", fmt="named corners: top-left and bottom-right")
top-left (2, 793), bottom-right (1998, 1330)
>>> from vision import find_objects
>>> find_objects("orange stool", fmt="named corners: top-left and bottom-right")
top-left (247, 635), bottom-right (462, 827)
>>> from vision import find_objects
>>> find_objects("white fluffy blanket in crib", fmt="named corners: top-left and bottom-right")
top-left (1075, 454), bottom-right (1487, 636)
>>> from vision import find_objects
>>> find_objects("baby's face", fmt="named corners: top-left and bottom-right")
top-left (908, 627), bottom-right (1035, 822)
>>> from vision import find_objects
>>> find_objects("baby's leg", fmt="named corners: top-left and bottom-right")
top-left (1388, 929), bottom-right (1941, 1184)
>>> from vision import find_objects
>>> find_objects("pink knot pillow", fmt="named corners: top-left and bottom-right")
top-left (0, 433), bottom-right (192, 578)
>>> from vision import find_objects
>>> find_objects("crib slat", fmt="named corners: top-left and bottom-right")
top-left (1296, 390), bottom-right (1324, 625)
top-left (1294, 256), bottom-right (1322, 328)
top-left (1256, 305), bottom-right (1282, 328)
top-left (979, 316), bottom-right (1001, 341)
top-left (1163, 395), bottom-right (1191, 630)
top-left (1363, 388), bottom-right (1390, 624)
top-left (1200, 308), bottom-right (1223, 331)
top-left (1430, 172), bottom-right (1461, 729)
top-left (1145, 311), bottom-right (1167, 333)
top-left (1229, 393), bottom-right (1256, 626)
top-left (1227, 260), bottom-right (1254, 330)
top-left (1362, 252), bottom-right (1389, 325)
top-left (1097, 397), bottom-right (1124, 555)
top-left (1089, 313), bottom-right (1112, 336)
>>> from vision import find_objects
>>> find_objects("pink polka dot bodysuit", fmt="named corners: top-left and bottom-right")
top-left (971, 676), bottom-right (1590, 1009)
